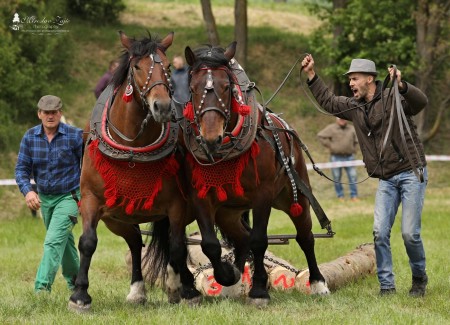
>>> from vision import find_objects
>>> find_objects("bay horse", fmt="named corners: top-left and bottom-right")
top-left (69, 31), bottom-right (201, 311)
top-left (180, 42), bottom-right (330, 306)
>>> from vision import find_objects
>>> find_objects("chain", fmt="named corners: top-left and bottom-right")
top-left (192, 249), bottom-right (301, 291)
top-left (264, 112), bottom-right (299, 204)
top-left (192, 251), bottom-right (236, 287)
top-left (263, 254), bottom-right (300, 275)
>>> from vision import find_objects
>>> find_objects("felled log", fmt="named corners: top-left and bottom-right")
top-left (295, 243), bottom-right (376, 293)
top-left (125, 236), bottom-right (376, 296)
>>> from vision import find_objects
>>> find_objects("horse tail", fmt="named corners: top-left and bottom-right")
top-left (143, 217), bottom-right (171, 287)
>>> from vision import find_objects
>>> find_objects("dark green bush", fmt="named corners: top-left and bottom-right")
top-left (68, 0), bottom-right (126, 25)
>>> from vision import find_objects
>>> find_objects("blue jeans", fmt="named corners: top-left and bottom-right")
top-left (331, 154), bottom-right (358, 198)
top-left (373, 168), bottom-right (428, 289)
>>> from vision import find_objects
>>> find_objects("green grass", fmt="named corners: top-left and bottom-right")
top-left (1, 180), bottom-right (449, 324)
top-left (1, 1), bottom-right (449, 323)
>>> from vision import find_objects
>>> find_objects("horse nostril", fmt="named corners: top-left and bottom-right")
top-left (215, 136), bottom-right (223, 146)
top-left (153, 101), bottom-right (159, 112)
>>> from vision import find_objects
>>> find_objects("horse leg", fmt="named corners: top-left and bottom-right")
top-left (68, 195), bottom-right (100, 312)
top-left (102, 219), bottom-right (147, 304)
top-left (196, 206), bottom-right (240, 287)
top-left (289, 193), bottom-right (330, 295)
top-left (290, 156), bottom-right (330, 295)
top-left (215, 208), bottom-right (250, 272)
top-left (168, 221), bottom-right (202, 305)
top-left (247, 202), bottom-right (271, 307)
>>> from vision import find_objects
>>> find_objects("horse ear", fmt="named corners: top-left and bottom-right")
top-left (185, 46), bottom-right (196, 67)
top-left (160, 32), bottom-right (174, 52)
top-left (119, 31), bottom-right (132, 50)
top-left (224, 41), bottom-right (237, 61)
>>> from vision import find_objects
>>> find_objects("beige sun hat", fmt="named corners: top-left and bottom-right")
top-left (344, 59), bottom-right (377, 76)
top-left (37, 95), bottom-right (62, 111)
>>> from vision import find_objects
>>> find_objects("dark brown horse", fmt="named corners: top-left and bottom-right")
top-left (181, 42), bottom-right (330, 306)
top-left (68, 31), bottom-right (201, 311)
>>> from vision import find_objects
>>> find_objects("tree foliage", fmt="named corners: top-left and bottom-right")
top-left (307, 0), bottom-right (449, 140)
top-left (0, 0), bottom-right (74, 152)
top-left (67, 0), bottom-right (125, 25)
top-left (308, 0), bottom-right (417, 84)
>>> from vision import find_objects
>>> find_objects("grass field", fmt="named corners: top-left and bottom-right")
top-left (1, 1), bottom-right (449, 323)
top-left (1, 164), bottom-right (449, 324)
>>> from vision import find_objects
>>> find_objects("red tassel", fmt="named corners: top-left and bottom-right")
top-left (125, 200), bottom-right (135, 215)
top-left (198, 186), bottom-right (208, 199)
top-left (290, 202), bottom-right (303, 217)
top-left (122, 84), bottom-right (133, 103)
top-left (239, 104), bottom-right (251, 116)
top-left (184, 102), bottom-right (194, 121)
top-left (235, 183), bottom-right (244, 197)
top-left (217, 187), bottom-right (228, 201)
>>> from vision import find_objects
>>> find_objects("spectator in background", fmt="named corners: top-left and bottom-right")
top-left (170, 55), bottom-right (190, 103)
top-left (15, 95), bottom-right (83, 293)
top-left (94, 59), bottom-right (119, 99)
top-left (317, 117), bottom-right (359, 201)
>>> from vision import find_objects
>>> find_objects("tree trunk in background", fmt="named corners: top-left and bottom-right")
top-left (200, 0), bottom-right (220, 46)
top-left (332, 0), bottom-right (347, 95)
top-left (234, 0), bottom-right (248, 68)
top-left (414, 0), bottom-right (449, 140)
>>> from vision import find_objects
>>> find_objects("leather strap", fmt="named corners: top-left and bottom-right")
top-left (380, 68), bottom-right (424, 182)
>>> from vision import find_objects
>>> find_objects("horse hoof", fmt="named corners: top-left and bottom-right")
top-left (246, 297), bottom-right (270, 308)
top-left (182, 295), bottom-right (203, 307)
top-left (215, 263), bottom-right (241, 286)
top-left (310, 281), bottom-right (330, 295)
top-left (126, 281), bottom-right (147, 304)
top-left (68, 299), bottom-right (91, 313)
top-left (167, 288), bottom-right (181, 304)
top-left (126, 294), bottom-right (147, 304)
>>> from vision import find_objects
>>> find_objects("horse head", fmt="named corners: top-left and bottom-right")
top-left (184, 42), bottom-right (237, 155)
top-left (115, 31), bottom-right (174, 123)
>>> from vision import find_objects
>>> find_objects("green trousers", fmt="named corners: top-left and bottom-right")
top-left (35, 189), bottom-right (80, 292)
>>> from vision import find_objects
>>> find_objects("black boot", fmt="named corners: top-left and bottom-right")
top-left (409, 274), bottom-right (428, 297)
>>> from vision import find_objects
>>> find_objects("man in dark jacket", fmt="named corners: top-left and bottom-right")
top-left (302, 55), bottom-right (429, 297)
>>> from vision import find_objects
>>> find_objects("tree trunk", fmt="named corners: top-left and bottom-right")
top-left (414, 0), bottom-right (450, 138)
top-left (234, 0), bottom-right (248, 68)
top-left (200, 0), bottom-right (220, 46)
top-left (128, 235), bottom-right (377, 296)
top-left (332, 0), bottom-right (348, 95)
top-left (296, 243), bottom-right (376, 293)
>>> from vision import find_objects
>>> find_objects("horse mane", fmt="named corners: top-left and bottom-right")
top-left (111, 33), bottom-right (163, 89)
top-left (190, 45), bottom-right (232, 71)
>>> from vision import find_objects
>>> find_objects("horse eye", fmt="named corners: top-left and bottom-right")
top-left (134, 64), bottom-right (140, 70)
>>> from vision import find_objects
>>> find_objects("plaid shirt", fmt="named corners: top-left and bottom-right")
top-left (15, 123), bottom-right (83, 196)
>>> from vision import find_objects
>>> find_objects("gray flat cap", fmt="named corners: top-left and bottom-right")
top-left (344, 59), bottom-right (377, 76)
top-left (37, 95), bottom-right (62, 111)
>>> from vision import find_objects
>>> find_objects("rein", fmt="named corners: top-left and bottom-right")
top-left (380, 66), bottom-right (424, 182)
top-left (106, 90), bottom-right (154, 143)
top-left (263, 57), bottom-right (424, 185)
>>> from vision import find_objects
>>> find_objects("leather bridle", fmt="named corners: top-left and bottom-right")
top-left (107, 52), bottom-right (172, 143)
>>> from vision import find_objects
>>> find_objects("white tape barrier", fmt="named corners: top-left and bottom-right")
top-left (0, 179), bottom-right (35, 186)
top-left (306, 155), bottom-right (450, 170)
top-left (1, 155), bottom-right (449, 186)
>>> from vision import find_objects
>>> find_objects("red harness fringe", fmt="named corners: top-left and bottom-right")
top-left (188, 141), bottom-right (260, 201)
top-left (89, 139), bottom-right (179, 215)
